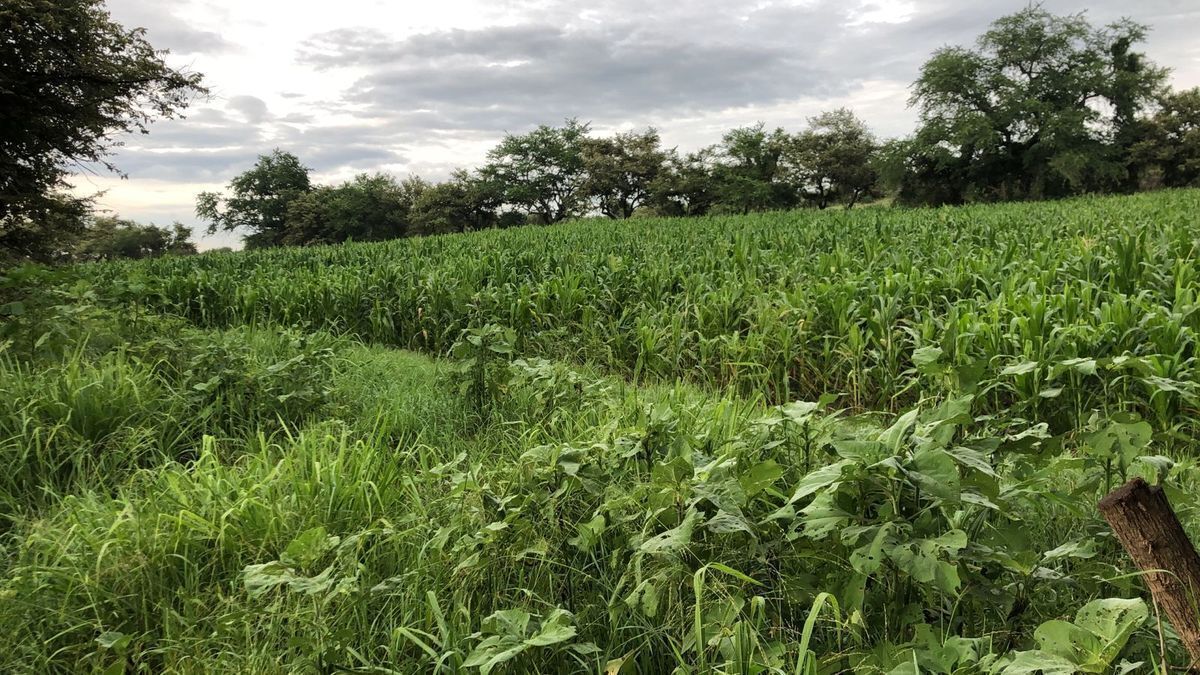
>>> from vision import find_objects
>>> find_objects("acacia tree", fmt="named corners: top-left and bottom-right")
top-left (785, 109), bottom-right (878, 209)
top-left (711, 124), bottom-right (795, 214)
top-left (581, 128), bottom-right (668, 219)
top-left (483, 119), bottom-right (590, 224)
top-left (196, 150), bottom-right (312, 248)
top-left (902, 7), bottom-right (1167, 203)
top-left (0, 0), bottom-right (205, 262)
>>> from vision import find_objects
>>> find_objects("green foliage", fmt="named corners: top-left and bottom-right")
top-left (74, 217), bottom-right (196, 261)
top-left (896, 7), bottom-right (1168, 204)
top-left (581, 128), bottom-right (669, 219)
top-left (409, 169), bottom-right (513, 235)
top-left (3, 189), bottom-right (1198, 672)
top-left (786, 108), bottom-right (879, 209)
top-left (711, 123), bottom-right (796, 214)
top-left (72, 188), bottom-right (1200, 439)
top-left (196, 149), bottom-right (313, 248)
top-left (0, 0), bottom-right (205, 263)
top-left (448, 324), bottom-right (516, 423)
top-left (1129, 87), bottom-right (1200, 189)
top-left (651, 148), bottom-right (721, 216)
top-left (284, 173), bottom-right (428, 245)
top-left (483, 119), bottom-right (591, 224)
top-left (463, 608), bottom-right (597, 673)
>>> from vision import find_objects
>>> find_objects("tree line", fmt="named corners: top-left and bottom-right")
top-left (194, 110), bottom-right (878, 247)
top-left (2, 2), bottom-right (1200, 260)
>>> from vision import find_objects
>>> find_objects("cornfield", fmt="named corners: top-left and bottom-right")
top-left (89, 189), bottom-right (1200, 432)
top-left (2, 189), bottom-right (1199, 672)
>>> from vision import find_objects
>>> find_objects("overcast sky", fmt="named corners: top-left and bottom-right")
top-left (70, 0), bottom-right (1200, 249)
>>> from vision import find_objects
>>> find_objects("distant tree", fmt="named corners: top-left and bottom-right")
top-left (711, 124), bottom-right (795, 214)
top-left (873, 137), bottom-right (960, 207)
top-left (1129, 88), bottom-right (1200, 189)
top-left (0, 0), bottom-right (205, 263)
top-left (581, 128), bottom-right (669, 218)
top-left (75, 217), bottom-right (196, 261)
top-left (0, 194), bottom-right (92, 265)
top-left (196, 150), bottom-right (312, 248)
top-left (903, 7), bottom-right (1167, 203)
top-left (650, 149), bottom-right (720, 217)
top-left (284, 173), bottom-right (426, 245)
top-left (483, 119), bottom-right (590, 224)
top-left (785, 109), bottom-right (878, 209)
top-left (410, 170), bottom-right (513, 235)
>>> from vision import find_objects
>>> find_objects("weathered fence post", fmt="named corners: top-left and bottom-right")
top-left (1098, 477), bottom-right (1200, 669)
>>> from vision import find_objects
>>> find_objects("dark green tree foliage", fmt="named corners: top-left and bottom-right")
top-left (284, 173), bottom-right (427, 245)
top-left (1129, 88), bottom-right (1200, 189)
top-left (196, 150), bottom-right (312, 248)
top-left (409, 170), bottom-right (514, 235)
top-left (711, 124), bottom-right (795, 214)
top-left (75, 217), bottom-right (196, 261)
top-left (0, 194), bottom-right (92, 265)
top-left (581, 128), bottom-right (668, 218)
top-left (785, 109), bottom-right (878, 209)
top-left (0, 0), bottom-right (204, 262)
top-left (898, 7), bottom-right (1167, 204)
top-left (483, 119), bottom-right (589, 224)
top-left (651, 149), bottom-right (720, 217)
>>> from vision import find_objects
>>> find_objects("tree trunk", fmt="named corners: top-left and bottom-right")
top-left (1098, 477), bottom-right (1200, 669)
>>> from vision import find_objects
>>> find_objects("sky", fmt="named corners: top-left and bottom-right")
top-left (70, 0), bottom-right (1200, 250)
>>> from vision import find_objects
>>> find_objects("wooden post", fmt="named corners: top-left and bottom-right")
top-left (1098, 477), bottom-right (1200, 669)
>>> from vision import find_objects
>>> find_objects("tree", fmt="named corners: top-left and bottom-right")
top-left (1129, 88), bottom-right (1200, 189)
top-left (410, 170), bottom-right (515, 235)
top-left (0, 193), bottom-right (92, 265)
top-left (0, 0), bottom-right (205, 262)
top-left (196, 150), bottom-right (312, 248)
top-left (283, 173), bottom-right (427, 246)
top-left (581, 128), bottom-right (668, 219)
top-left (650, 149), bottom-right (719, 217)
top-left (711, 124), bottom-right (795, 214)
top-left (904, 7), bottom-right (1167, 203)
top-left (874, 136), bottom-right (968, 207)
top-left (785, 109), bottom-right (878, 209)
top-left (483, 119), bottom-right (589, 224)
top-left (74, 216), bottom-right (196, 261)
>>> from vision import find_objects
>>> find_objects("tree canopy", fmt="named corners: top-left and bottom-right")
top-left (897, 7), bottom-right (1168, 204)
top-left (786, 109), bottom-right (878, 209)
top-left (0, 0), bottom-right (205, 262)
top-left (196, 150), bottom-right (312, 249)
top-left (284, 174), bottom-right (427, 246)
top-left (483, 119), bottom-right (590, 224)
top-left (75, 217), bottom-right (196, 261)
top-left (1129, 88), bottom-right (1200, 189)
top-left (581, 128), bottom-right (668, 219)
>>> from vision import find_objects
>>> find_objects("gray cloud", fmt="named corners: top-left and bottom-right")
top-left (295, 0), bottom-right (1200, 139)
top-left (227, 95), bottom-right (271, 124)
top-left (105, 0), bottom-right (233, 55)
top-left (299, 8), bottom-right (852, 132)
